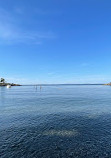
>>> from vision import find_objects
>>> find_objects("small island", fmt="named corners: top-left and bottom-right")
top-left (0, 78), bottom-right (21, 86)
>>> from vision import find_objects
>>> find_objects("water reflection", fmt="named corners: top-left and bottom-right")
top-left (34, 85), bottom-right (43, 92)
top-left (0, 87), bottom-right (6, 105)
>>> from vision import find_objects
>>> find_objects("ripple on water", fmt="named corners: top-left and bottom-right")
top-left (1, 85), bottom-right (111, 158)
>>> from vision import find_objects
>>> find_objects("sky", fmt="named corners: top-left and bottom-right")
top-left (0, 0), bottom-right (111, 84)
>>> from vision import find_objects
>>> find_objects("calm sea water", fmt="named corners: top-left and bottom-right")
top-left (0, 85), bottom-right (111, 158)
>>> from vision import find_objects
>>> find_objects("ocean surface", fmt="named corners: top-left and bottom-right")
top-left (0, 85), bottom-right (111, 158)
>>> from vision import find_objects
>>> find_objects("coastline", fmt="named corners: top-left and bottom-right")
top-left (0, 83), bottom-right (110, 87)
top-left (0, 83), bottom-right (21, 86)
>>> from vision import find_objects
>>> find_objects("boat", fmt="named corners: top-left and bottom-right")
top-left (7, 85), bottom-right (11, 88)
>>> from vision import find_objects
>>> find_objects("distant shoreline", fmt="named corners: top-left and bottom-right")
top-left (22, 84), bottom-right (104, 86)
top-left (1, 83), bottom-right (110, 87)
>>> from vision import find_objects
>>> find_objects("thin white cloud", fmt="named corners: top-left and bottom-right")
top-left (65, 74), bottom-right (111, 84)
top-left (0, 8), bottom-right (56, 45)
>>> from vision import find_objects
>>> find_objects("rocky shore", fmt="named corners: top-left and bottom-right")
top-left (0, 83), bottom-right (21, 86)
top-left (104, 82), bottom-right (111, 85)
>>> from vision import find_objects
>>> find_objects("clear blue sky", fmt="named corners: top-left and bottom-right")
top-left (0, 0), bottom-right (111, 84)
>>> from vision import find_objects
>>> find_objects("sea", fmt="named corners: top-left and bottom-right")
top-left (0, 85), bottom-right (111, 158)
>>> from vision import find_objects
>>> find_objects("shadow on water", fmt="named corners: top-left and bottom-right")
top-left (1, 112), bottom-right (111, 158)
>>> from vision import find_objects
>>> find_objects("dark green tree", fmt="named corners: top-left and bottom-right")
top-left (0, 78), bottom-right (5, 83)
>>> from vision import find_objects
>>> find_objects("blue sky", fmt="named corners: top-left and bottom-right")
top-left (0, 0), bottom-right (111, 84)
